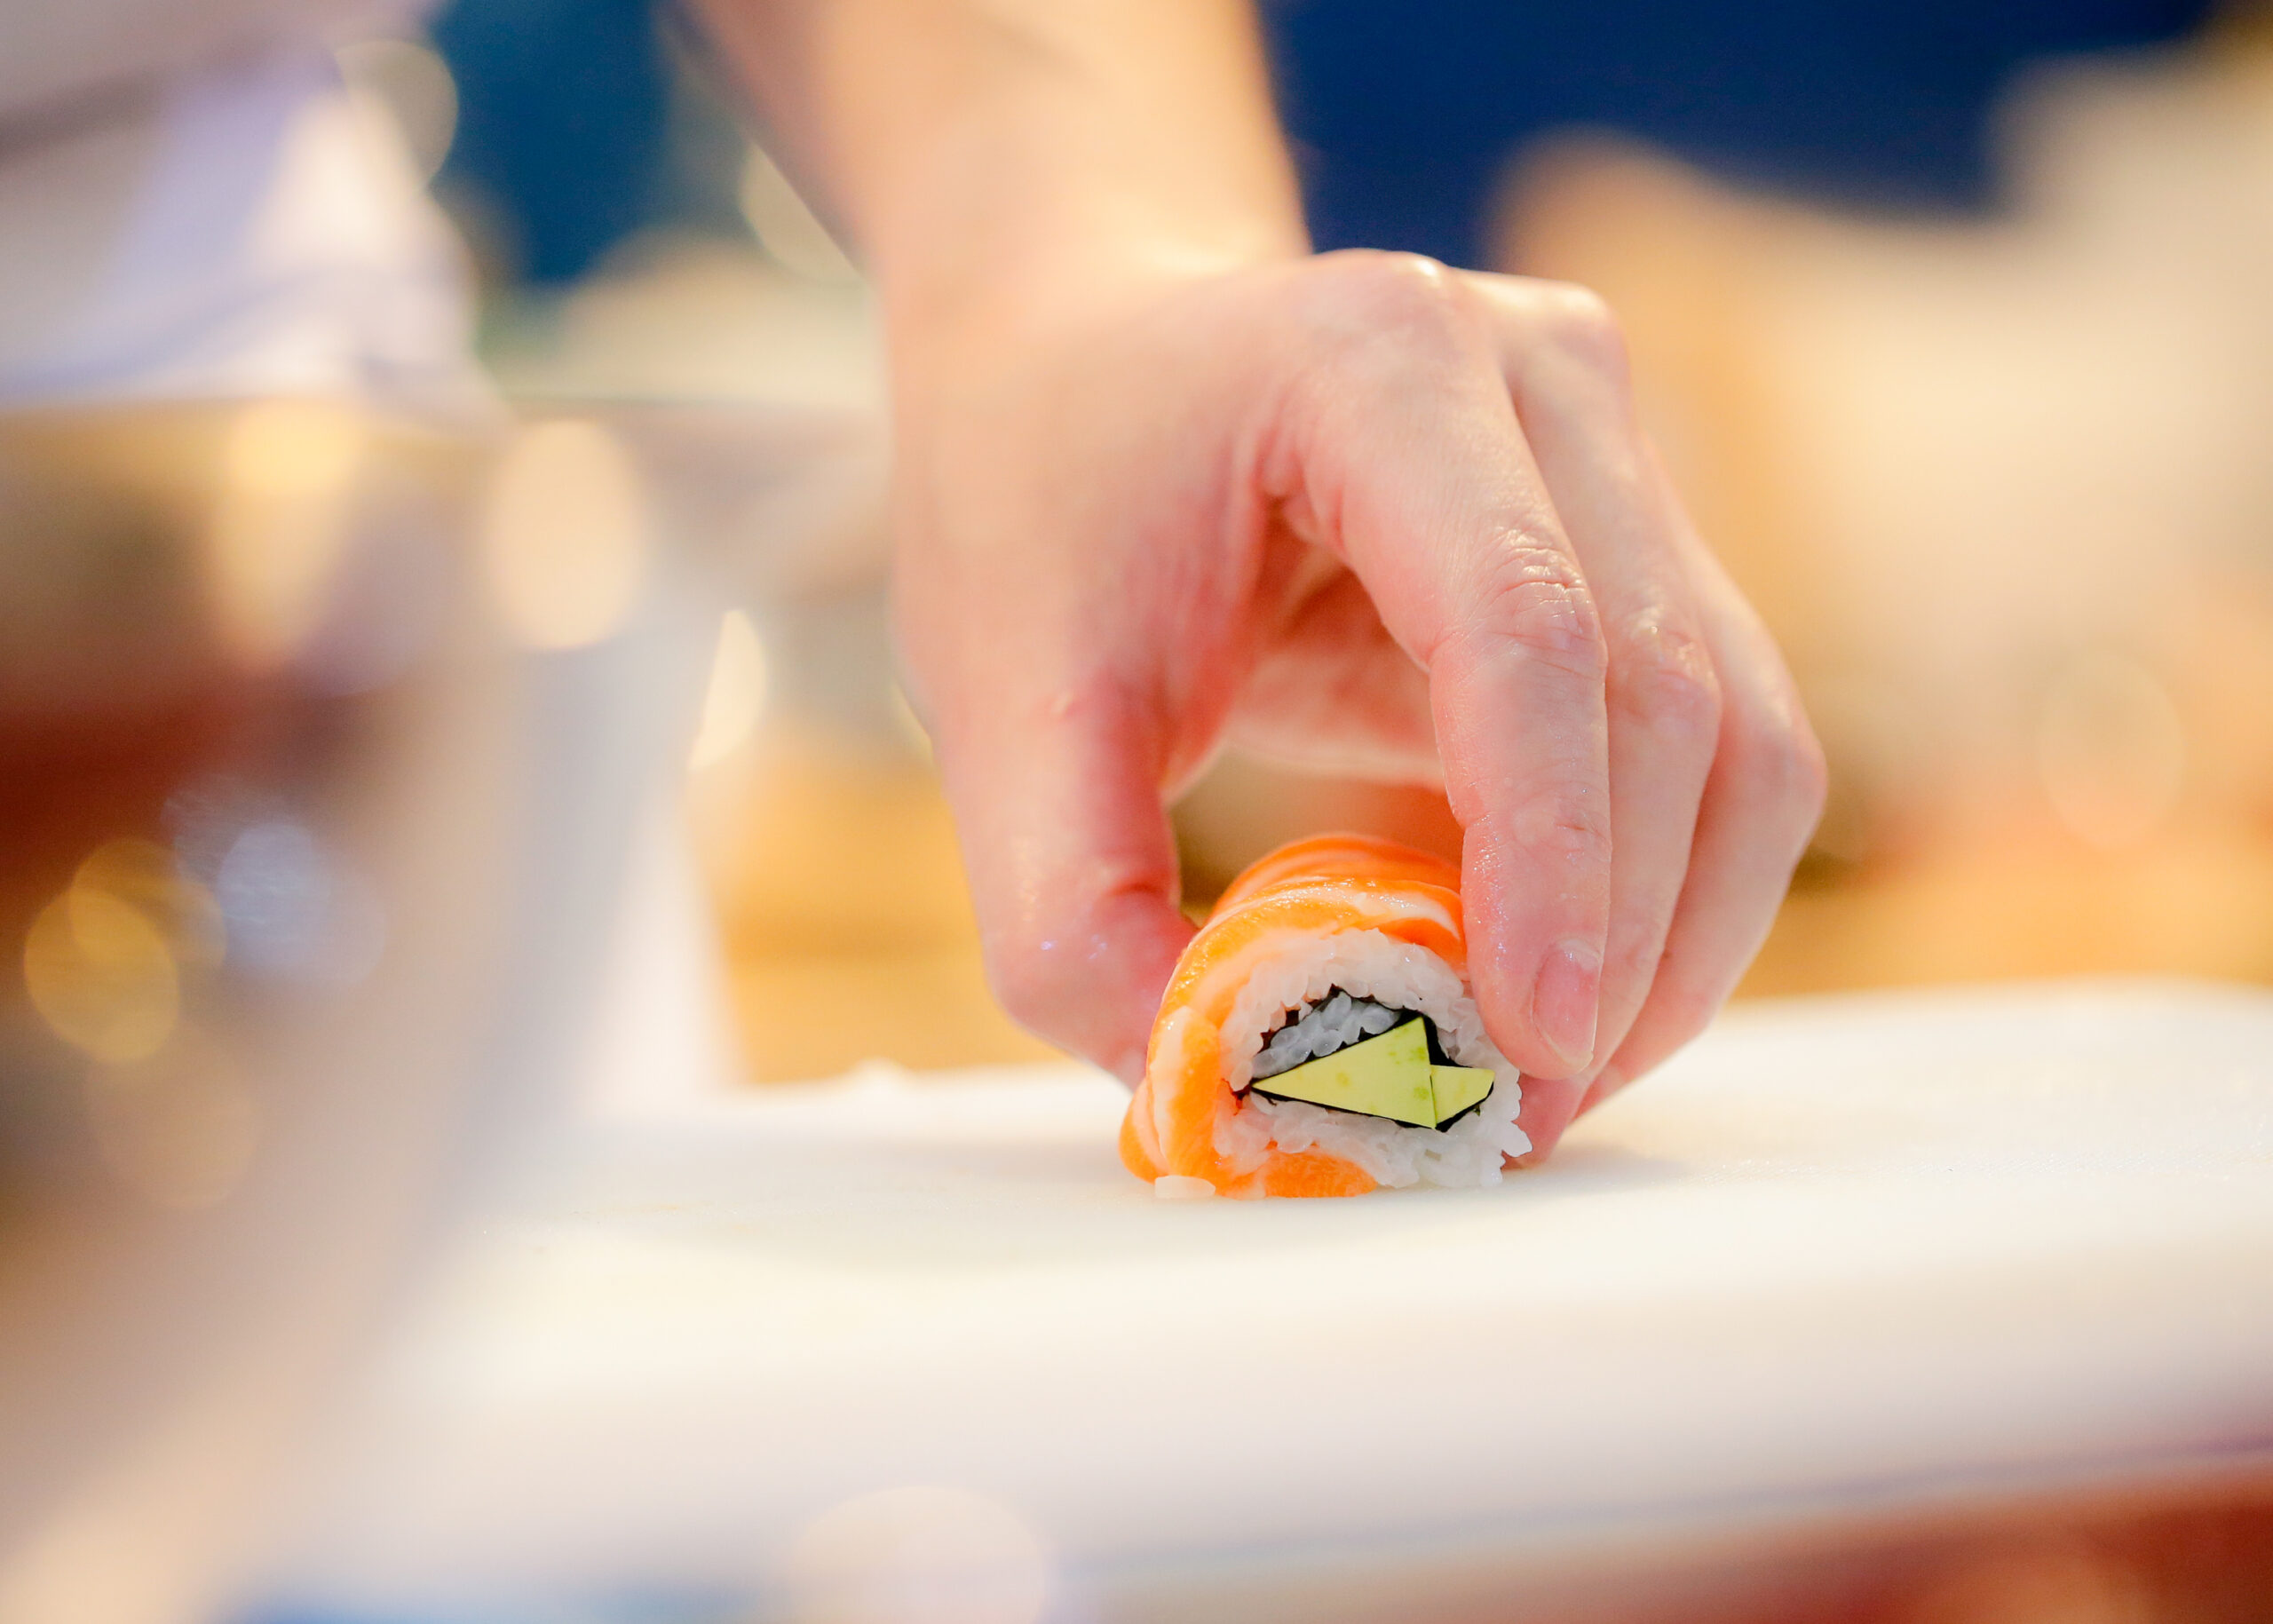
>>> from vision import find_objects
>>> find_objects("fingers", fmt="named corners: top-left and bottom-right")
top-left (1465, 276), bottom-right (1724, 1154)
top-left (1271, 252), bottom-right (1613, 1084)
top-left (894, 250), bottom-right (1820, 1136)
top-left (1584, 542), bottom-right (1826, 1113)
top-left (922, 671), bottom-right (1195, 1084)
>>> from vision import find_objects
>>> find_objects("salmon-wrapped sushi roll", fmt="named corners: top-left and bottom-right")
top-left (1121, 834), bottom-right (1529, 1199)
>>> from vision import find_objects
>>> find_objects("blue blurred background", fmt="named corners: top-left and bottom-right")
top-left (432, 0), bottom-right (2214, 284)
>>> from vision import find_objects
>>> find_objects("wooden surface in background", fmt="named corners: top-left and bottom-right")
top-left (699, 733), bottom-right (2273, 1081)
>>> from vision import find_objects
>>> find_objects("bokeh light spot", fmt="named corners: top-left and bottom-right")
top-left (690, 608), bottom-right (769, 770)
top-left (75, 839), bottom-right (227, 969)
top-left (214, 820), bottom-right (388, 987)
top-left (337, 36), bottom-right (459, 184)
top-left (887, 684), bottom-right (934, 764)
top-left (24, 885), bottom-right (180, 1064)
top-left (207, 400), bottom-right (368, 666)
top-left (480, 419), bottom-right (649, 649)
top-left (740, 147), bottom-right (861, 285)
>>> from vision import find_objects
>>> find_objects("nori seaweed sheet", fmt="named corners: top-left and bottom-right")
top-left (1252, 997), bottom-right (1492, 1132)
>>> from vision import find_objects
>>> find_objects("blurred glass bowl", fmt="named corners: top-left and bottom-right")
top-left (0, 402), bottom-right (676, 1620)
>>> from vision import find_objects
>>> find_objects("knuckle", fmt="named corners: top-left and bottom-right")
top-left (1780, 719), bottom-right (1833, 822)
top-left (1504, 780), bottom-right (1613, 862)
top-left (1729, 700), bottom-right (1830, 834)
top-left (1531, 281), bottom-right (1632, 378)
top-left (1313, 250), bottom-right (1474, 350)
top-left (1461, 540), bottom-right (1606, 684)
top-left (1609, 614), bottom-right (1721, 742)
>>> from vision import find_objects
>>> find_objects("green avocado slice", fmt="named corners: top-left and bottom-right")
top-left (1429, 1063), bottom-right (1496, 1127)
top-left (1249, 1018), bottom-right (1498, 1129)
top-left (1250, 1017), bottom-right (1437, 1126)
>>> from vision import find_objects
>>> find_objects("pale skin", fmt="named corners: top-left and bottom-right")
top-left (693, 0), bottom-right (1828, 1159)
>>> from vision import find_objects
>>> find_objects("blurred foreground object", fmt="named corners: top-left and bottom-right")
top-left (1499, 36), bottom-right (2273, 995)
top-left (0, 404), bottom-right (668, 1621)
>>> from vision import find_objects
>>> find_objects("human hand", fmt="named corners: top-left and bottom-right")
top-left (890, 250), bottom-right (1825, 1159)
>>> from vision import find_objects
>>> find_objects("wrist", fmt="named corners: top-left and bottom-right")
top-left (877, 214), bottom-right (1304, 392)
top-left (851, 93), bottom-right (1307, 379)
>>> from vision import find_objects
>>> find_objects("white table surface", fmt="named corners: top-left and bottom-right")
top-left (265, 979), bottom-right (2273, 1622)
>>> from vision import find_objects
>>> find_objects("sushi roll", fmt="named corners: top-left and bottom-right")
top-left (1121, 834), bottom-right (1529, 1199)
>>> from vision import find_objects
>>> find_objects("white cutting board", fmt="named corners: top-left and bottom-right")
top-left (267, 979), bottom-right (2273, 1621)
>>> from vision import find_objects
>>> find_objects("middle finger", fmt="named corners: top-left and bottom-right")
top-left (1469, 273), bottom-right (1724, 1150)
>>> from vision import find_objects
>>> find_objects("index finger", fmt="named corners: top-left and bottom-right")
top-left (1268, 253), bottom-right (1612, 1081)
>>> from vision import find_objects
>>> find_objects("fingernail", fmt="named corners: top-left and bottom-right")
top-left (1532, 939), bottom-right (1601, 1074)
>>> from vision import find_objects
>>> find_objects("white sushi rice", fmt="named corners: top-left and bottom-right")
top-left (1250, 990), bottom-right (1404, 1081)
top-left (1212, 928), bottom-right (1531, 1189)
